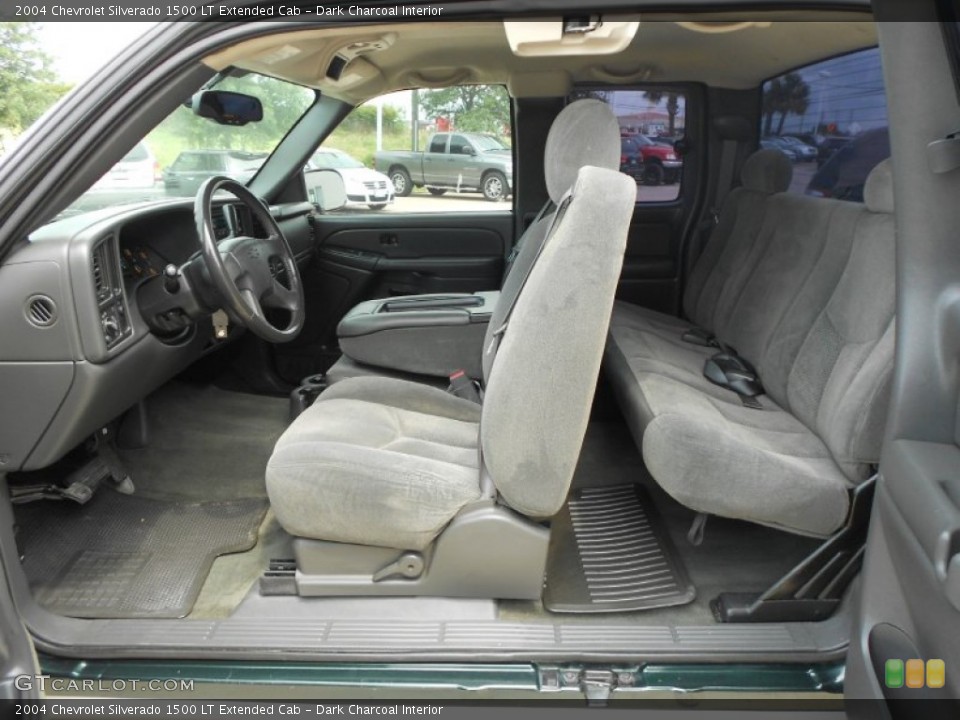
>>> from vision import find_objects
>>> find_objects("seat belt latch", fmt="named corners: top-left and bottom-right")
top-left (687, 512), bottom-right (708, 546)
top-left (682, 327), bottom-right (717, 348)
top-left (448, 370), bottom-right (482, 404)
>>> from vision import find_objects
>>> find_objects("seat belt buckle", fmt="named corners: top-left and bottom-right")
top-left (682, 327), bottom-right (716, 347)
top-left (448, 370), bottom-right (482, 404)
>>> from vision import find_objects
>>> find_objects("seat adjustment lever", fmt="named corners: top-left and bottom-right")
top-left (372, 552), bottom-right (424, 582)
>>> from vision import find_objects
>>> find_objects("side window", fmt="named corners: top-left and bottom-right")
top-left (205, 155), bottom-right (225, 172)
top-left (761, 47), bottom-right (889, 202)
top-left (449, 135), bottom-right (471, 155)
top-left (319, 84), bottom-right (513, 214)
top-left (570, 87), bottom-right (686, 203)
top-left (172, 153), bottom-right (200, 171)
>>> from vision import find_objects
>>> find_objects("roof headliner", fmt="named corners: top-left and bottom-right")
top-left (204, 12), bottom-right (877, 103)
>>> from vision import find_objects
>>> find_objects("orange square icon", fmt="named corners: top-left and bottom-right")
top-left (926, 659), bottom-right (946, 689)
top-left (905, 659), bottom-right (925, 688)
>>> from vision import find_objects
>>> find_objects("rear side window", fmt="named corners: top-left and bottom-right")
top-left (570, 88), bottom-right (687, 203)
top-left (761, 47), bottom-right (889, 203)
top-left (428, 135), bottom-right (447, 154)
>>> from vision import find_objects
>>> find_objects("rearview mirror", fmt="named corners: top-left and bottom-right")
top-left (191, 90), bottom-right (263, 126)
top-left (304, 169), bottom-right (347, 212)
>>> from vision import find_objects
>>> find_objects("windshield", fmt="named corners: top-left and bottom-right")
top-left (471, 134), bottom-right (508, 152)
top-left (311, 150), bottom-right (365, 170)
top-left (57, 73), bottom-right (315, 222)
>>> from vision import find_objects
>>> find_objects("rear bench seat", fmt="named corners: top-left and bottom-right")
top-left (605, 153), bottom-right (896, 537)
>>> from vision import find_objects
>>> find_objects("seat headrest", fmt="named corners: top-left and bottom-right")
top-left (544, 99), bottom-right (621, 203)
top-left (864, 159), bottom-right (894, 214)
top-left (740, 149), bottom-right (793, 194)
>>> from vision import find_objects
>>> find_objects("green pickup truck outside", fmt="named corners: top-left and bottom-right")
top-left (374, 132), bottom-right (513, 201)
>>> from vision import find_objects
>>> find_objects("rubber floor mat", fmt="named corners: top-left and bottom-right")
top-left (15, 490), bottom-right (268, 619)
top-left (543, 484), bottom-right (695, 613)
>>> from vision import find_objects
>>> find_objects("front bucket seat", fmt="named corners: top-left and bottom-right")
top-left (265, 100), bottom-right (636, 598)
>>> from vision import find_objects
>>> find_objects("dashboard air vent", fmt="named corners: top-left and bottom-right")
top-left (91, 235), bottom-right (131, 349)
top-left (25, 295), bottom-right (57, 327)
top-left (92, 250), bottom-right (105, 298)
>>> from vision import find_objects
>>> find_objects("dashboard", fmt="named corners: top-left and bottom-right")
top-left (117, 204), bottom-right (254, 283)
top-left (0, 197), bottom-right (314, 473)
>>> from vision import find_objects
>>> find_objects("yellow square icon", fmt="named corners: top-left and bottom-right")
top-left (926, 659), bottom-right (945, 689)
top-left (905, 659), bottom-right (925, 688)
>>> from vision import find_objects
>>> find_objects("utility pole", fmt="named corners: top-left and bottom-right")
top-left (411, 89), bottom-right (420, 151)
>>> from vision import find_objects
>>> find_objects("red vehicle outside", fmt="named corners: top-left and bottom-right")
top-left (620, 133), bottom-right (682, 185)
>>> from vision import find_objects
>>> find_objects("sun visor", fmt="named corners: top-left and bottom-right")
top-left (504, 18), bottom-right (639, 57)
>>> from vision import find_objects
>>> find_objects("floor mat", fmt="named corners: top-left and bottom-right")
top-left (16, 490), bottom-right (268, 619)
top-left (116, 381), bottom-right (288, 502)
top-left (542, 484), bottom-right (695, 613)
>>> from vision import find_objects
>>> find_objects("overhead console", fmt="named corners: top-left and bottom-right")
top-left (504, 17), bottom-right (640, 57)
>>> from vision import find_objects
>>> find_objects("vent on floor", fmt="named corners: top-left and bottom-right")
top-left (25, 295), bottom-right (57, 327)
top-left (543, 484), bottom-right (695, 613)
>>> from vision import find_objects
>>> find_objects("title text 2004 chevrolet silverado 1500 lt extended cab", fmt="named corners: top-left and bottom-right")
top-left (374, 131), bottom-right (513, 201)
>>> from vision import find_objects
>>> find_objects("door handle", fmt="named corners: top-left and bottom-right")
top-left (379, 233), bottom-right (399, 247)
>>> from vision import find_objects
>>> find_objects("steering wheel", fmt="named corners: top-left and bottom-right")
top-left (194, 176), bottom-right (304, 343)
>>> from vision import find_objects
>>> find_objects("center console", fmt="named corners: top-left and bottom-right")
top-left (336, 291), bottom-right (498, 380)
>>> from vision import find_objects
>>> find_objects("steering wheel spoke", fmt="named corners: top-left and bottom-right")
top-left (195, 177), bottom-right (305, 343)
top-left (262, 277), bottom-right (299, 312)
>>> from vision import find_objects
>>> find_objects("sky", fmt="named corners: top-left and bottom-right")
top-left (39, 23), bottom-right (157, 84)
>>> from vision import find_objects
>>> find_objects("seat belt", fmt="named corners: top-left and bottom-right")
top-left (682, 327), bottom-right (739, 357)
top-left (448, 195), bottom-right (570, 405)
top-left (702, 350), bottom-right (764, 409)
top-left (486, 191), bottom-right (572, 366)
top-left (448, 369), bottom-right (482, 404)
top-left (714, 138), bottom-right (739, 216)
top-left (504, 199), bottom-right (554, 278)
top-left (689, 138), bottom-right (739, 269)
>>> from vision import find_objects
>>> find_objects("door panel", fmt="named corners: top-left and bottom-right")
top-left (306, 212), bottom-right (511, 349)
top-left (844, 17), bottom-right (960, 714)
top-left (617, 214), bottom-right (687, 314)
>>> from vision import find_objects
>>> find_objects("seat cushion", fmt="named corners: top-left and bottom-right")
top-left (629, 371), bottom-right (853, 537)
top-left (608, 300), bottom-right (715, 383)
top-left (266, 377), bottom-right (482, 550)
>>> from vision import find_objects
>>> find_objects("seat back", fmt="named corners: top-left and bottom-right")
top-left (482, 99), bottom-right (623, 383)
top-left (479, 101), bottom-right (636, 518)
top-left (719, 160), bottom-right (897, 479)
top-left (683, 149), bottom-right (793, 332)
top-left (481, 166), bottom-right (635, 517)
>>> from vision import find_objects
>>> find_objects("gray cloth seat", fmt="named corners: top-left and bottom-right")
top-left (267, 377), bottom-right (483, 550)
top-left (268, 99), bottom-right (637, 555)
top-left (327, 101), bottom-right (597, 386)
top-left (605, 158), bottom-right (896, 537)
